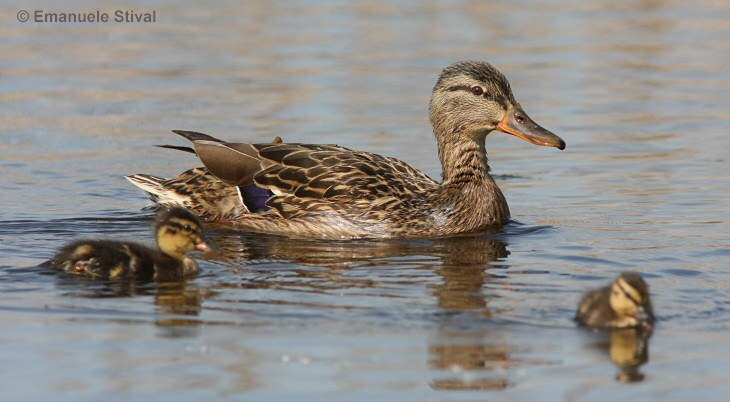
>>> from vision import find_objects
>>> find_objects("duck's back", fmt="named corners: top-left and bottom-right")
top-left (48, 239), bottom-right (162, 280)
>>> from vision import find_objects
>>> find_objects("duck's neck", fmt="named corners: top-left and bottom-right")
top-left (435, 130), bottom-right (510, 230)
top-left (438, 133), bottom-right (491, 184)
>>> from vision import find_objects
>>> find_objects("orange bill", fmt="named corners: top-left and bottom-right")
top-left (496, 105), bottom-right (565, 150)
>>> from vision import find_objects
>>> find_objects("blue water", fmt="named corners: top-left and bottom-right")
top-left (1, 1), bottom-right (729, 400)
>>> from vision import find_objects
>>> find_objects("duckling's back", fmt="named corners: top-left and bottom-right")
top-left (47, 239), bottom-right (161, 281)
top-left (575, 286), bottom-right (616, 327)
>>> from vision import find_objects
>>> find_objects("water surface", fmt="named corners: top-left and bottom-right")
top-left (1, 1), bottom-right (729, 400)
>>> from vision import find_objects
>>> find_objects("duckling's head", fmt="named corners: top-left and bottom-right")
top-left (155, 207), bottom-right (214, 260)
top-left (429, 61), bottom-right (565, 150)
top-left (609, 272), bottom-right (655, 328)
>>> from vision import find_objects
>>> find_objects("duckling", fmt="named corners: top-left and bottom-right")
top-left (576, 272), bottom-right (655, 329)
top-left (47, 207), bottom-right (214, 281)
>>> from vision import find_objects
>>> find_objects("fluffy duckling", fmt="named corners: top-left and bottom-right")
top-left (576, 272), bottom-right (655, 329)
top-left (47, 207), bottom-right (214, 281)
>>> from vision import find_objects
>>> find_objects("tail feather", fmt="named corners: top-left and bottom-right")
top-left (125, 174), bottom-right (187, 204)
top-left (155, 144), bottom-right (197, 155)
top-left (126, 132), bottom-right (284, 220)
top-left (155, 136), bottom-right (282, 157)
top-left (126, 168), bottom-right (248, 219)
top-left (171, 130), bottom-right (223, 143)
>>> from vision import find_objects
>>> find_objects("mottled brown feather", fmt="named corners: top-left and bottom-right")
top-left (128, 61), bottom-right (565, 238)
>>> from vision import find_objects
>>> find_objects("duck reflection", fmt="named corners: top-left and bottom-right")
top-left (428, 340), bottom-right (511, 391)
top-left (53, 277), bottom-right (210, 338)
top-left (609, 327), bottom-right (651, 383)
top-left (424, 235), bottom-right (514, 391)
top-left (208, 230), bottom-right (510, 296)
top-left (430, 235), bottom-right (508, 312)
top-left (209, 230), bottom-right (516, 390)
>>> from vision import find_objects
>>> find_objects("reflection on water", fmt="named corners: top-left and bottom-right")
top-left (208, 232), bottom-right (539, 391)
top-left (154, 282), bottom-right (209, 338)
top-left (210, 227), bottom-right (508, 266)
top-left (610, 328), bottom-right (651, 383)
top-left (587, 327), bottom-right (652, 384)
top-left (1, 0), bottom-right (729, 399)
top-left (420, 234), bottom-right (560, 391)
top-left (53, 273), bottom-right (210, 338)
top-left (54, 275), bottom-right (153, 299)
top-left (214, 233), bottom-right (520, 390)
top-left (429, 237), bottom-right (513, 389)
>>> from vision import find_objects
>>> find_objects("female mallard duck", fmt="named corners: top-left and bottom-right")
top-left (46, 207), bottom-right (214, 281)
top-left (127, 61), bottom-right (565, 239)
top-left (576, 272), bottom-right (655, 329)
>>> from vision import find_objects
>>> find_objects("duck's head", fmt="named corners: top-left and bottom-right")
top-left (155, 207), bottom-right (215, 260)
top-left (609, 272), bottom-right (655, 328)
top-left (429, 61), bottom-right (565, 150)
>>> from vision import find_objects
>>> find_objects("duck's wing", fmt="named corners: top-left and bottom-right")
top-left (176, 130), bottom-right (439, 218)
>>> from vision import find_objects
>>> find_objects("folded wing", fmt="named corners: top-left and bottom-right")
top-left (174, 130), bottom-right (438, 219)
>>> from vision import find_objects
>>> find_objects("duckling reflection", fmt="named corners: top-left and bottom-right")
top-left (154, 281), bottom-right (215, 338)
top-left (610, 328), bottom-right (650, 383)
top-left (52, 275), bottom-right (210, 338)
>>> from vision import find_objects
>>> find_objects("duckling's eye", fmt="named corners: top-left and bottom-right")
top-left (471, 86), bottom-right (484, 96)
top-left (623, 290), bottom-right (640, 304)
top-left (183, 224), bottom-right (193, 232)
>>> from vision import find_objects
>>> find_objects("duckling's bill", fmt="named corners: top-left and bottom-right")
top-left (497, 104), bottom-right (566, 150)
top-left (635, 306), bottom-right (655, 331)
top-left (194, 239), bottom-right (217, 254)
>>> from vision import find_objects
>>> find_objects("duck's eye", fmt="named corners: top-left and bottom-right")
top-left (515, 113), bottom-right (526, 124)
top-left (471, 86), bottom-right (484, 96)
top-left (183, 224), bottom-right (193, 232)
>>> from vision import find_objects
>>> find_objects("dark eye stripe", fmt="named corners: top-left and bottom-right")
top-left (166, 221), bottom-right (198, 232)
top-left (446, 85), bottom-right (473, 92)
top-left (617, 281), bottom-right (641, 306)
top-left (445, 85), bottom-right (503, 104)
